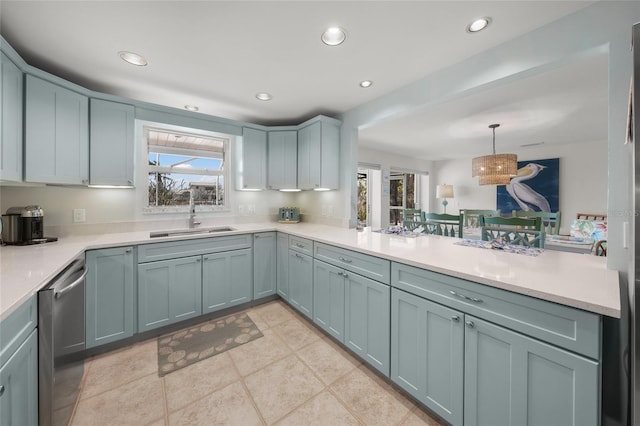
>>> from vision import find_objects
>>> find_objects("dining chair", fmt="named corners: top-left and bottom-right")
top-left (576, 213), bottom-right (607, 221)
top-left (460, 209), bottom-right (501, 228)
top-left (512, 210), bottom-right (561, 235)
top-left (402, 209), bottom-right (426, 231)
top-left (422, 213), bottom-right (463, 238)
top-left (479, 215), bottom-right (545, 248)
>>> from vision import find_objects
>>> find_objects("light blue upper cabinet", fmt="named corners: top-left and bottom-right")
top-left (235, 127), bottom-right (267, 190)
top-left (89, 99), bottom-right (134, 186)
top-left (0, 52), bottom-right (23, 182)
top-left (24, 75), bottom-right (89, 184)
top-left (267, 130), bottom-right (297, 190)
top-left (253, 232), bottom-right (277, 299)
top-left (297, 117), bottom-right (340, 190)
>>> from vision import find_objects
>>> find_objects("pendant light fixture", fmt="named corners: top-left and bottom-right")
top-left (471, 124), bottom-right (517, 185)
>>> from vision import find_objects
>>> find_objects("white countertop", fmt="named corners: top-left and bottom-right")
top-left (0, 222), bottom-right (620, 322)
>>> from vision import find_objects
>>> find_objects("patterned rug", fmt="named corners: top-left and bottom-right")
top-left (157, 311), bottom-right (263, 376)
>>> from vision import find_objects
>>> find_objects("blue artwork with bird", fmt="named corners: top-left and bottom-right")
top-left (497, 158), bottom-right (559, 213)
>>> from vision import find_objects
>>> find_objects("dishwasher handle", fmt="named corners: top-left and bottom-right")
top-left (54, 269), bottom-right (88, 299)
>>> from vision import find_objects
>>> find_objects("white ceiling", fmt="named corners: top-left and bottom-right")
top-left (1, 1), bottom-right (602, 158)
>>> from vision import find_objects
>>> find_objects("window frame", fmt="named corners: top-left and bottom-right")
top-left (142, 123), bottom-right (232, 214)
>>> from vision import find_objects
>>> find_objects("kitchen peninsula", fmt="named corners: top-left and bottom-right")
top-left (0, 222), bottom-right (620, 426)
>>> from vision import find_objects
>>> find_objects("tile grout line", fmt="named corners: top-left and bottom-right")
top-left (227, 344), bottom-right (268, 426)
top-left (160, 376), bottom-right (169, 426)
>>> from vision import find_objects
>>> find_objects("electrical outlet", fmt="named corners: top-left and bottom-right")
top-left (248, 204), bottom-right (255, 214)
top-left (73, 208), bottom-right (86, 223)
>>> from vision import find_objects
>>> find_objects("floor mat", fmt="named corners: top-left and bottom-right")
top-left (157, 311), bottom-right (263, 376)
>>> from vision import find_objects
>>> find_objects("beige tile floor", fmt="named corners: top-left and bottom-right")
top-left (69, 300), bottom-right (446, 426)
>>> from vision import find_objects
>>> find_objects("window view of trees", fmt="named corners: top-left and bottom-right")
top-left (146, 127), bottom-right (227, 209)
top-left (357, 172), bottom-right (368, 227)
top-left (389, 171), bottom-right (416, 225)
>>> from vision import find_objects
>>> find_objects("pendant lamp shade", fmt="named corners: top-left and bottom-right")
top-left (472, 124), bottom-right (517, 185)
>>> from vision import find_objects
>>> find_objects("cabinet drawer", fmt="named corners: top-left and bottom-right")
top-left (289, 235), bottom-right (313, 256)
top-left (392, 262), bottom-right (600, 359)
top-left (314, 242), bottom-right (390, 284)
top-left (0, 296), bottom-right (37, 366)
top-left (138, 234), bottom-right (252, 263)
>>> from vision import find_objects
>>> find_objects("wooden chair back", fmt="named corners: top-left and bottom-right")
top-left (460, 209), bottom-right (501, 228)
top-left (512, 210), bottom-right (561, 235)
top-left (480, 215), bottom-right (545, 248)
top-left (422, 213), bottom-right (463, 238)
top-left (576, 213), bottom-right (606, 221)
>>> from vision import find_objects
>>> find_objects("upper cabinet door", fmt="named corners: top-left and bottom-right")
top-left (267, 130), bottom-right (297, 190)
top-left (235, 127), bottom-right (267, 190)
top-left (25, 75), bottom-right (88, 184)
top-left (0, 53), bottom-right (23, 182)
top-left (297, 118), bottom-right (340, 190)
top-left (89, 99), bottom-right (135, 186)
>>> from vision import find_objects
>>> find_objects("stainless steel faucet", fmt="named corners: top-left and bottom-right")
top-left (189, 189), bottom-right (201, 228)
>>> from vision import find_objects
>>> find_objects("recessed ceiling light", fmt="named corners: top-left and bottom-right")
top-left (360, 80), bottom-right (373, 88)
top-left (256, 92), bottom-right (273, 101)
top-left (467, 17), bottom-right (491, 33)
top-left (321, 27), bottom-right (347, 46)
top-left (184, 105), bottom-right (199, 112)
top-left (118, 51), bottom-right (148, 66)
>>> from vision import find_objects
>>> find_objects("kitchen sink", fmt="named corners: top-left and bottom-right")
top-left (149, 226), bottom-right (235, 238)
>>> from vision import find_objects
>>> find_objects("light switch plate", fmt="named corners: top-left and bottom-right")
top-left (73, 208), bottom-right (86, 223)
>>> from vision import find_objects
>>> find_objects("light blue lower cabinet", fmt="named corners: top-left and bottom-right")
top-left (276, 233), bottom-right (289, 300)
top-left (85, 247), bottom-right (135, 348)
top-left (464, 315), bottom-right (599, 426)
top-left (202, 248), bottom-right (252, 314)
top-left (288, 250), bottom-right (313, 319)
top-left (345, 272), bottom-right (390, 376)
top-left (0, 329), bottom-right (38, 426)
top-left (391, 288), bottom-right (464, 426)
top-left (312, 260), bottom-right (345, 343)
top-left (138, 256), bottom-right (202, 332)
top-left (253, 233), bottom-right (276, 299)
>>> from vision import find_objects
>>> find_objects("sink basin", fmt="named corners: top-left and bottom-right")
top-left (149, 226), bottom-right (235, 238)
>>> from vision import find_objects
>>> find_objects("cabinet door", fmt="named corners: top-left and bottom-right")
top-left (89, 98), bottom-right (134, 186)
top-left (202, 248), bottom-right (252, 314)
top-left (464, 316), bottom-right (599, 426)
top-left (138, 256), bottom-right (202, 332)
top-left (345, 273), bottom-right (390, 376)
top-left (296, 122), bottom-right (321, 190)
top-left (0, 329), bottom-right (38, 426)
top-left (253, 232), bottom-right (276, 299)
top-left (86, 247), bottom-right (135, 348)
top-left (25, 75), bottom-right (88, 184)
top-left (0, 52), bottom-right (23, 182)
top-left (276, 233), bottom-right (289, 300)
top-left (312, 260), bottom-right (345, 342)
top-left (391, 289), bottom-right (464, 426)
top-left (267, 130), bottom-right (297, 189)
top-left (288, 251), bottom-right (313, 319)
top-left (236, 127), bottom-right (267, 190)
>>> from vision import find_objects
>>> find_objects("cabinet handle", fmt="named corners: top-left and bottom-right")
top-left (338, 257), bottom-right (352, 263)
top-left (125, 248), bottom-right (132, 254)
top-left (0, 384), bottom-right (4, 397)
top-left (203, 256), bottom-right (208, 261)
top-left (295, 253), bottom-right (304, 259)
top-left (337, 271), bottom-right (343, 276)
top-left (449, 290), bottom-right (483, 303)
top-left (451, 315), bottom-right (460, 322)
top-left (465, 321), bottom-right (475, 328)
top-left (196, 258), bottom-right (201, 262)
top-left (343, 273), bottom-right (349, 279)
top-left (127, 180), bottom-right (133, 185)
top-left (295, 243), bottom-right (304, 248)
top-left (255, 235), bottom-right (260, 239)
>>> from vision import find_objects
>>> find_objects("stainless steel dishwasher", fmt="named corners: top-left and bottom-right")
top-left (38, 256), bottom-right (87, 426)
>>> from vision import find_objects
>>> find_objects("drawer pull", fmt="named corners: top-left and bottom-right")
top-left (0, 384), bottom-right (4, 397)
top-left (465, 321), bottom-right (475, 328)
top-left (343, 273), bottom-right (349, 279)
top-left (451, 315), bottom-right (460, 322)
top-left (295, 253), bottom-right (304, 259)
top-left (295, 243), bottom-right (305, 248)
top-left (338, 271), bottom-right (343, 276)
top-left (450, 290), bottom-right (483, 303)
top-left (339, 257), bottom-right (352, 263)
